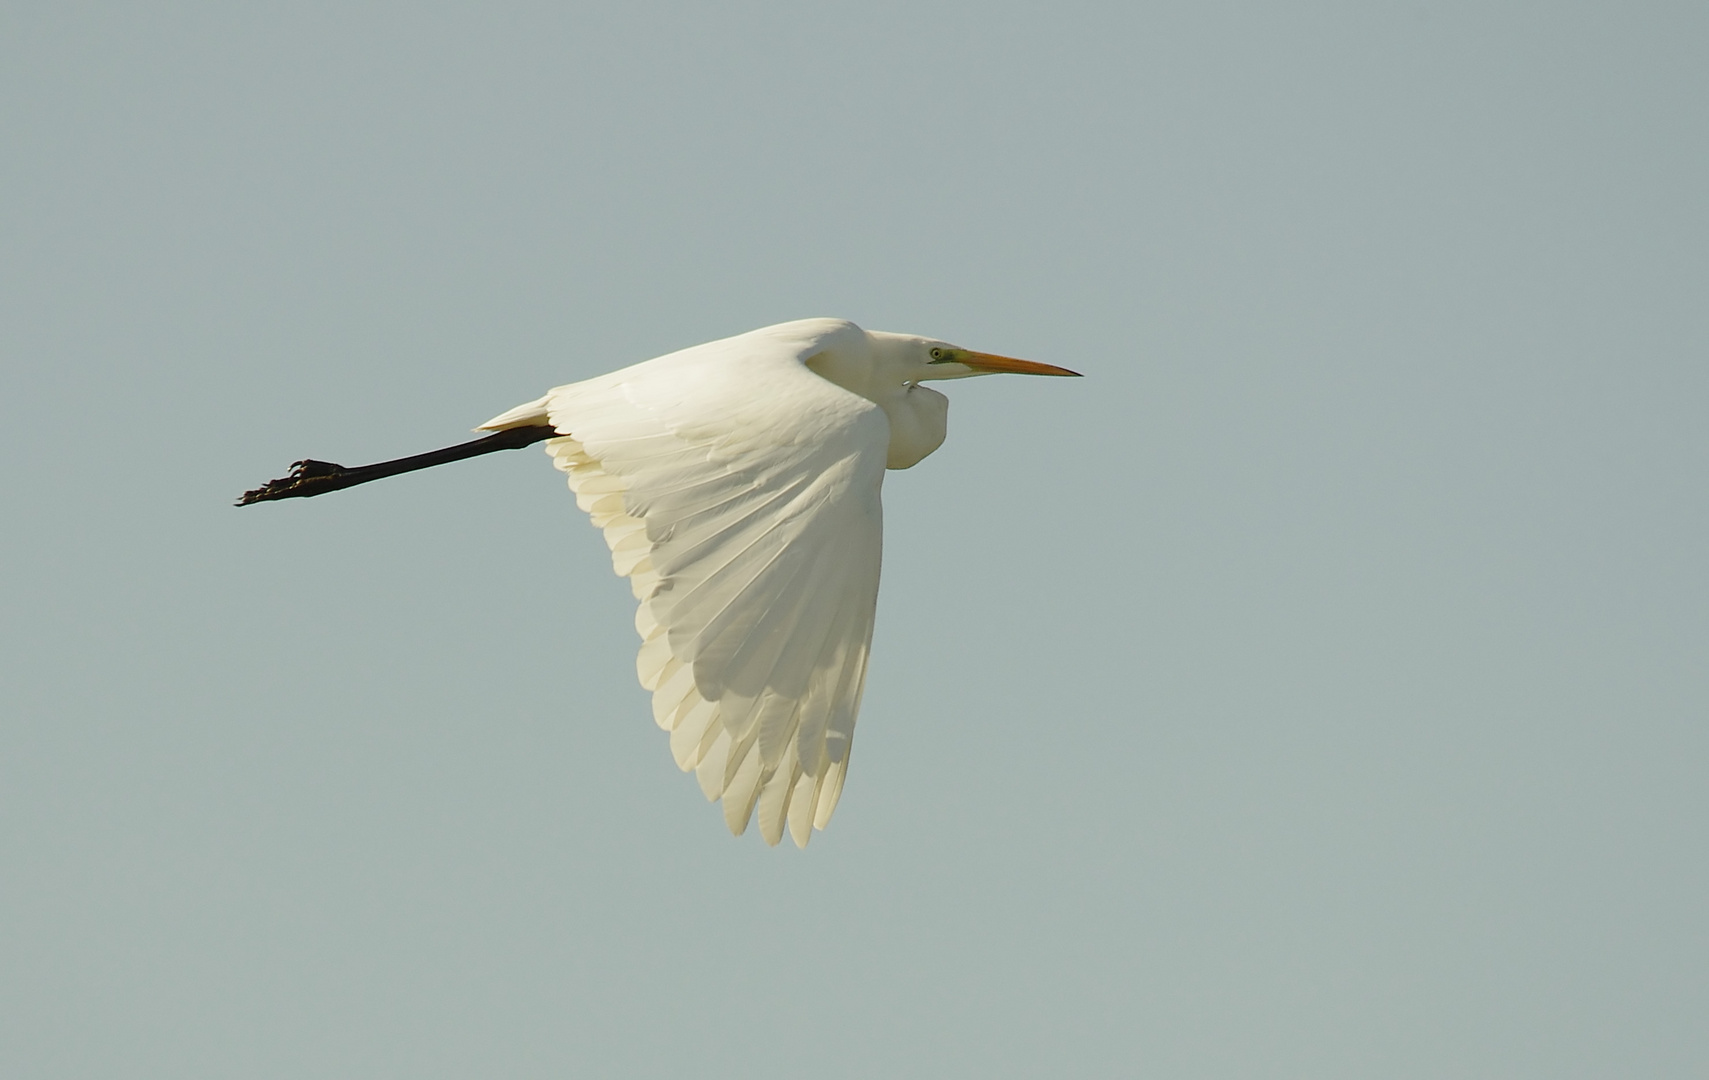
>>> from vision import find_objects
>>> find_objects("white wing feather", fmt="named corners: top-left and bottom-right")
top-left (482, 320), bottom-right (887, 847)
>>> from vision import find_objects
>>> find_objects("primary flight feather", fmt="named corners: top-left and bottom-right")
top-left (239, 318), bottom-right (1079, 847)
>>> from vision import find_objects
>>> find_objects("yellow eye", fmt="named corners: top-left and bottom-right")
top-left (929, 348), bottom-right (945, 361)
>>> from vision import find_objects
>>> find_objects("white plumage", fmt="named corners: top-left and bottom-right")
top-left (479, 318), bottom-right (1078, 846)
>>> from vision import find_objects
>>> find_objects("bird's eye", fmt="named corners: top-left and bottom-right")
top-left (929, 348), bottom-right (945, 361)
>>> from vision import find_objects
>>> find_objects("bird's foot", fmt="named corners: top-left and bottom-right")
top-left (236, 459), bottom-right (352, 505)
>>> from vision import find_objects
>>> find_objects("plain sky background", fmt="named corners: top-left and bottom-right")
top-left (2, 3), bottom-right (1705, 1076)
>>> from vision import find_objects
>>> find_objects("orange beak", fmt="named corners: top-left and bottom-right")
top-left (958, 351), bottom-right (1083, 377)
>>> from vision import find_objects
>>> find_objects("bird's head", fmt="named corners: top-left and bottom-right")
top-left (810, 329), bottom-right (1081, 469)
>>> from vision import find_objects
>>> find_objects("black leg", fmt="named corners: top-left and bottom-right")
top-left (236, 424), bottom-right (563, 505)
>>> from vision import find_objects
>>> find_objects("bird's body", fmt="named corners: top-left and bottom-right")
top-left (240, 318), bottom-right (1078, 847)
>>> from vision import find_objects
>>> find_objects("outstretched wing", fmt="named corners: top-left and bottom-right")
top-left (482, 320), bottom-right (888, 847)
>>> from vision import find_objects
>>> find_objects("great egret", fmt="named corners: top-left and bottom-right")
top-left (239, 318), bottom-right (1079, 846)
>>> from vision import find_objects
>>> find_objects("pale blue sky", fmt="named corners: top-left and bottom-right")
top-left (3, 3), bottom-right (1705, 1076)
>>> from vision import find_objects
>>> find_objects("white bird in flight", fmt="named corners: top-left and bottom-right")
top-left (240, 318), bottom-right (1079, 847)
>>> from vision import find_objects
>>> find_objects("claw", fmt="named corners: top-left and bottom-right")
top-left (236, 460), bottom-right (351, 505)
